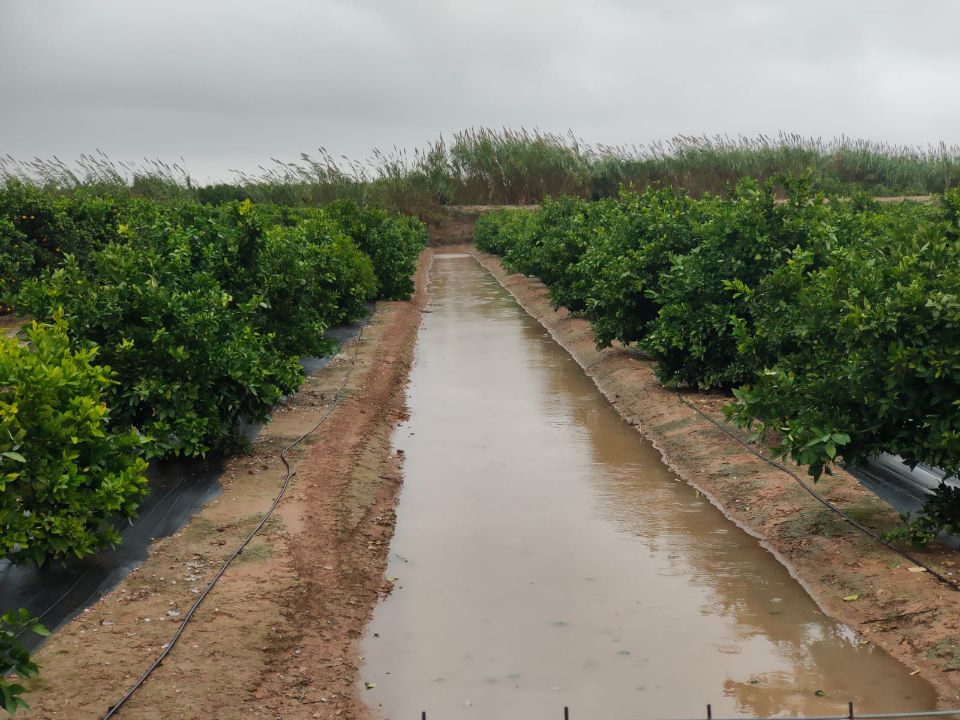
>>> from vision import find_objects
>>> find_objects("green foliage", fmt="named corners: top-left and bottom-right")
top-left (474, 207), bottom-right (537, 257)
top-left (322, 201), bottom-right (426, 300)
top-left (5, 189), bottom-right (421, 462)
top-left (0, 218), bottom-right (25, 313)
top-left (194, 200), bottom-right (377, 356)
top-left (642, 178), bottom-right (841, 388)
top-left (727, 198), bottom-right (960, 480)
top-left (0, 181), bottom-right (123, 303)
top-left (447, 128), bottom-right (592, 204)
top-left (580, 188), bottom-right (700, 348)
top-left (196, 183), bottom-right (249, 205)
top-left (1, 317), bottom-right (148, 564)
top-left (0, 184), bottom-right (423, 576)
top-left (475, 184), bottom-right (960, 539)
top-left (1, 609), bottom-right (48, 715)
top-left (260, 218), bottom-right (376, 350)
top-left (885, 484), bottom-right (960, 546)
top-left (16, 236), bottom-right (303, 459)
top-left (496, 196), bottom-right (619, 314)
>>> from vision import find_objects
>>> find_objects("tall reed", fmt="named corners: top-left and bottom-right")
top-left (4, 129), bottom-right (959, 213)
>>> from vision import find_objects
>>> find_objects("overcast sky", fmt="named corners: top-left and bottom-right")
top-left (1, 0), bottom-right (957, 182)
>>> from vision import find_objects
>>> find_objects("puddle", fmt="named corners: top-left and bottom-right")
top-left (359, 255), bottom-right (936, 719)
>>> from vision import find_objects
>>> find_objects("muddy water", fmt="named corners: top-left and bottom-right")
top-left (360, 255), bottom-right (936, 719)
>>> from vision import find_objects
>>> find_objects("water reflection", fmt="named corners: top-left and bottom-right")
top-left (359, 255), bottom-right (935, 720)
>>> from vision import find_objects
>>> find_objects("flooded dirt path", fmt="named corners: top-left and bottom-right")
top-left (360, 255), bottom-right (936, 720)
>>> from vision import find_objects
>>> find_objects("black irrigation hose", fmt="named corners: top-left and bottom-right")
top-left (102, 327), bottom-right (366, 719)
top-left (673, 389), bottom-right (960, 593)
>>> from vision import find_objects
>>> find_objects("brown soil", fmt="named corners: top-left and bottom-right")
top-left (875, 196), bottom-right (934, 203)
top-left (0, 312), bottom-right (28, 338)
top-left (427, 207), bottom-right (489, 246)
top-left (462, 245), bottom-right (960, 707)
top-left (427, 206), bottom-right (537, 246)
top-left (21, 251), bottom-right (432, 719)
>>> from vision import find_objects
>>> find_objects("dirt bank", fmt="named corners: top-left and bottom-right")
top-left (0, 312), bottom-right (28, 338)
top-left (463, 245), bottom-right (960, 707)
top-left (21, 250), bottom-right (431, 719)
top-left (427, 206), bottom-right (538, 246)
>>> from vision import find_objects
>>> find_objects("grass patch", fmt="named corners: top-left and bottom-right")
top-left (841, 502), bottom-right (891, 526)
top-left (927, 637), bottom-right (960, 671)
top-left (654, 417), bottom-right (696, 433)
top-left (780, 507), bottom-right (849, 540)
top-left (234, 539), bottom-right (272, 566)
top-left (713, 462), bottom-right (758, 479)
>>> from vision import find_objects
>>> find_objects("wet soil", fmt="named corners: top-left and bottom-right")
top-left (0, 312), bottom-right (28, 338)
top-left (461, 245), bottom-right (960, 707)
top-left (19, 252), bottom-right (431, 719)
top-left (359, 254), bottom-right (937, 719)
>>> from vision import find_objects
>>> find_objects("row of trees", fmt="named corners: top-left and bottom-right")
top-left (476, 180), bottom-right (960, 543)
top-left (0, 184), bottom-right (426, 712)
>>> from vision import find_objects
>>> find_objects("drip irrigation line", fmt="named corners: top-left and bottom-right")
top-left (102, 327), bottom-right (366, 719)
top-left (548, 709), bottom-right (960, 720)
top-left (137, 473), bottom-right (196, 535)
top-left (574, 710), bottom-right (960, 720)
top-left (16, 571), bottom-right (91, 632)
top-left (673, 389), bottom-right (960, 593)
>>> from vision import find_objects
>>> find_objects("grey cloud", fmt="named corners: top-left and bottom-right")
top-left (1, 0), bottom-right (958, 181)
